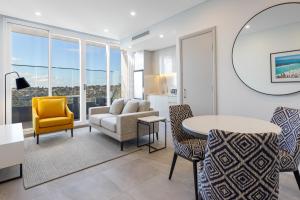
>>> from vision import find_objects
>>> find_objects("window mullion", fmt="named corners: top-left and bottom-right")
top-left (48, 32), bottom-right (52, 96)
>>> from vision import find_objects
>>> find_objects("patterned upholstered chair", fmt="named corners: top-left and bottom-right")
top-left (169, 105), bottom-right (207, 200)
top-left (271, 106), bottom-right (300, 190)
top-left (198, 129), bottom-right (279, 200)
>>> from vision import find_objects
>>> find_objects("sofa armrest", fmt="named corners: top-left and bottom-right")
top-left (89, 106), bottom-right (110, 116)
top-left (116, 110), bottom-right (159, 139)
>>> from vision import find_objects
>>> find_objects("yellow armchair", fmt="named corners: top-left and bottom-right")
top-left (32, 96), bottom-right (74, 144)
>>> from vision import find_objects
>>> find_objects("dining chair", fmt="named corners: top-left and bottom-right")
top-left (198, 129), bottom-right (279, 200)
top-left (169, 104), bottom-right (207, 200)
top-left (271, 106), bottom-right (300, 190)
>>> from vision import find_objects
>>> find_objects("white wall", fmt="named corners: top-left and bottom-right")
top-left (125, 0), bottom-right (300, 120)
top-left (151, 46), bottom-right (176, 75)
top-left (0, 15), bottom-right (4, 124)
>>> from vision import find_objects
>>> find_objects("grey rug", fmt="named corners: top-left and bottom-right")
top-left (23, 128), bottom-right (141, 189)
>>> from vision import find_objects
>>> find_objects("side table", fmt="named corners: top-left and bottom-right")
top-left (0, 123), bottom-right (24, 183)
top-left (137, 116), bottom-right (167, 153)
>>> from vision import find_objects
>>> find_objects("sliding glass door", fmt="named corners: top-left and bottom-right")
top-left (51, 36), bottom-right (80, 120)
top-left (8, 23), bottom-right (122, 128)
top-left (85, 42), bottom-right (107, 118)
top-left (10, 26), bottom-right (49, 128)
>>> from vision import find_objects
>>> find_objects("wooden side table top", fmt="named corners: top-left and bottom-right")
top-left (138, 116), bottom-right (166, 123)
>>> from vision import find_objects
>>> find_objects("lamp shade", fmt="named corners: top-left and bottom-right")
top-left (16, 77), bottom-right (30, 90)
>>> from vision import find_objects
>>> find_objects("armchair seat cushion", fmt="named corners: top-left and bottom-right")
top-left (101, 117), bottom-right (117, 132)
top-left (89, 113), bottom-right (114, 126)
top-left (39, 117), bottom-right (72, 128)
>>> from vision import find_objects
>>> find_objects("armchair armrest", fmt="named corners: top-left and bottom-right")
top-left (89, 106), bottom-right (110, 116)
top-left (32, 107), bottom-right (40, 131)
top-left (116, 110), bottom-right (159, 138)
top-left (66, 106), bottom-right (74, 121)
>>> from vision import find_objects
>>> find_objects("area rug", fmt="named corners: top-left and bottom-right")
top-left (23, 128), bottom-right (141, 189)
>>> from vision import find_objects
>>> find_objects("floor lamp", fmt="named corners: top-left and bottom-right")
top-left (5, 71), bottom-right (30, 124)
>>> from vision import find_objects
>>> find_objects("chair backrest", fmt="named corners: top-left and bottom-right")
top-left (271, 107), bottom-right (300, 155)
top-left (199, 129), bottom-right (279, 200)
top-left (169, 104), bottom-right (194, 143)
top-left (32, 96), bottom-right (67, 113)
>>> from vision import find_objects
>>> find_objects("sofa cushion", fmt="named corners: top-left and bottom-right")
top-left (109, 99), bottom-right (124, 115)
top-left (122, 100), bottom-right (139, 114)
top-left (101, 117), bottom-right (117, 132)
top-left (89, 113), bottom-right (114, 126)
top-left (39, 117), bottom-right (71, 128)
top-left (38, 99), bottom-right (65, 119)
top-left (138, 100), bottom-right (150, 112)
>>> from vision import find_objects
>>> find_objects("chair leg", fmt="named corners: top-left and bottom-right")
top-left (33, 131), bottom-right (35, 138)
top-left (193, 160), bottom-right (199, 200)
top-left (156, 132), bottom-right (159, 140)
top-left (89, 126), bottom-right (92, 132)
top-left (169, 153), bottom-right (178, 180)
top-left (294, 170), bottom-right (300, 190)
top-left (120, 142), bottom-right (124, 151)
top-left (36, 134), bottom-right (39, 144)
top-left (71, 129), bottom-right (73, 137)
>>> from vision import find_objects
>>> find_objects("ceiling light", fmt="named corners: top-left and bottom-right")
top-left (104, 29), bottom-right (109, 33)
top-left (128, 46), bottom-right (132, 49)
top-left (130, 11), bottom-right (136, 16)
top-left (159, 34), bottom-right (164, 38)
top-left (245, 24), bottom-right (250, 29)
top-left (35, 11), bottom-right (42, 16)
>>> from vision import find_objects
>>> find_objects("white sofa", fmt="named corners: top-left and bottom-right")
top-left (88, 99), bottom-right (159, 150)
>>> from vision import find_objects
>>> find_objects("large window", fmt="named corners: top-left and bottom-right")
top-left (51, 36), bottom-right (80, 120)
top-left (86, 43), bottom-right (107, 118)
top-left (8, 23), bottom-right (122, 128)
top-left (110, 47), bottom-right (121, 102)
top-left (11, 28), bottom-right (49, 128)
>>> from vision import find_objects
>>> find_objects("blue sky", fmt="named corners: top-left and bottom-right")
top-left (11, 32), bottom-right (121, 87)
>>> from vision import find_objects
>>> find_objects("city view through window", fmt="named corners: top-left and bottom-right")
top-left (11, 29), bottom-right (121, 128)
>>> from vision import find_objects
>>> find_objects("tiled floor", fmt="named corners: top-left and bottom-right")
top-left (0, 126), bottom-right (299, 200)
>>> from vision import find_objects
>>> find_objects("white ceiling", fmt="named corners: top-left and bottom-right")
top-left (0, 0), bottom-right (206, 40)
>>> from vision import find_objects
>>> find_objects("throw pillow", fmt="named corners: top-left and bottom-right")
top-left (122, 100), bottom-right (139, 114)
top-left (109, 99), bottom-right (124, 115)
top-left (138, 100), bottom-right (150, 112)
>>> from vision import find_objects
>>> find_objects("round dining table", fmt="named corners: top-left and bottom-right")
top-left (182, 115), bottom-right (281, 139)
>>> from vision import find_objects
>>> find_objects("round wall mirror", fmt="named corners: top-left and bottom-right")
top-left (232, 3), bottom-right (300, 95)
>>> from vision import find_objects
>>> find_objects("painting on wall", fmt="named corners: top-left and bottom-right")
top-left (270, 50), bottom-right (300, 83)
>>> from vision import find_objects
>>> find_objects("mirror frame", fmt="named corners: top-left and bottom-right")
top-left (232, 2), bottom-right (300, 96)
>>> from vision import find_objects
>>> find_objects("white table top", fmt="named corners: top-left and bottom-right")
top-left (0, 123), bottom-right (24, 145)
top-left (182, 115), bottom-right (281, 135)
top-left (138, 116), bottom-right (166, 123)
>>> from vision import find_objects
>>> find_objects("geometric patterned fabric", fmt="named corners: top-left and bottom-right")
top-left (169, 105), bottom-right (206, 160)
top-left (198, 129), bottom-right (279, 200)
top-left (271, 107), bottom-right (300, 171)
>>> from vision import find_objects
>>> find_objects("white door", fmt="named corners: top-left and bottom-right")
top-left (180, 28), bottom-right (216, 116)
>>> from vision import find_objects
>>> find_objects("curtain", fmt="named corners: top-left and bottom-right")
top-left (121, 50), bottom-right (134, 99)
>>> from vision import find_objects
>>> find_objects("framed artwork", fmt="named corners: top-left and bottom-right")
top-left (270, 50), bottom-right (300, 83)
